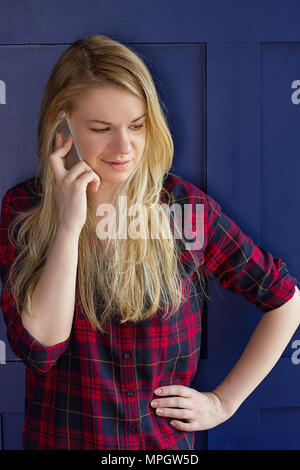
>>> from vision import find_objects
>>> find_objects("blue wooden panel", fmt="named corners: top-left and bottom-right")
top-left (207, 408), bottom-right (259, 450)
top-left (0, 362), bottom-right (25, 412)
top-left (1, 0), bottom-right (300, 44)
top-left (0, 303), bottom-right (20, 362)
top-left (259, 408), bottom-right (300, 450)
top-left (0, 363), bottom-right (25, 449)
top-left (261, 44), bottom-right (300, 295)
top-left (206, 42), bottom-right (261, 246)
top-left (0, 45), bottom-right (68, 193)
top-left (2, 412), bottom-right (24, 450)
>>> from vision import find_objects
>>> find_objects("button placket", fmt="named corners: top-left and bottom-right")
top-left (119, 322), bottom-right (139, 448)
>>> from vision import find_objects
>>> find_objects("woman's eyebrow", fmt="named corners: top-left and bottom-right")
top-left (86, 112), bottom-right (147, 125)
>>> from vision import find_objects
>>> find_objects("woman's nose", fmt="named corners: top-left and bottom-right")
top-left (109, 132), bottom-right (132, 154)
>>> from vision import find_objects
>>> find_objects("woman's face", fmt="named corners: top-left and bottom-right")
top-left (69, 86), bottom-right (147, 194)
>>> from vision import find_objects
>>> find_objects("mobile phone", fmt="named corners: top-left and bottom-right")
top-left (56, 113), bottom-right (84, 170)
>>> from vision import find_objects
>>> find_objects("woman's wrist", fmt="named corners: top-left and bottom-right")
top-left (210, 385), bottom-right (241, 418)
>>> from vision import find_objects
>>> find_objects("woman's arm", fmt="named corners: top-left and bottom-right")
top-left (150, 286), bottom-right (300, 431)
top-left (212, 285), bottom-right (300, 415)
top-left (22, 225), bottom-right (81, 347)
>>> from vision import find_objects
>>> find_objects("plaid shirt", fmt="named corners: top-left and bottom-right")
top-left (0, 173), bottom-right (297, 450)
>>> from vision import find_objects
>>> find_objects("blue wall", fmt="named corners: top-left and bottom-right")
top-left (1, 0), bottom-right (300, 449)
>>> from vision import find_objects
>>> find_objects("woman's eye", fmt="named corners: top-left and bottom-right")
top-left (91, 124), bottom-right (144, 133)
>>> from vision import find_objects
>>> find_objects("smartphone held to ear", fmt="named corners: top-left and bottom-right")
top-left (56, 113), bottom-right (84, 170)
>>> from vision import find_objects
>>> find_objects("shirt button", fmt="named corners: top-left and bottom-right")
top-left (127, 390), bottom-right (134, 397)
top-left (131, 425), bottom-right (138, 432)
top-left (123, 352), bottom-right (131, 359)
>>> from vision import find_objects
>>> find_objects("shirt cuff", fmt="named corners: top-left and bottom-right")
top-left (7, 310), bottom-right (71, 374)
top-left (258, 265), bottom-right (298, 313)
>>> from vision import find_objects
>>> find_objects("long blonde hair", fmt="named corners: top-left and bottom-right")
top-left (7, 34), bottom-right (208, 333)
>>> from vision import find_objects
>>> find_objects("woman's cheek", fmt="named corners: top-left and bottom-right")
top-left (80, 137), bottom-right (105, 161)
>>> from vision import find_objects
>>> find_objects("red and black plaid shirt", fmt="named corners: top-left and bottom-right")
top-left (0, 173), bottom-right (297, 450)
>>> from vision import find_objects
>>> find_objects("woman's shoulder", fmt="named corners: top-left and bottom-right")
top-left (162, 172), bottom-right (212, 205)
top-left (2, 175), bottom-right (42, 210)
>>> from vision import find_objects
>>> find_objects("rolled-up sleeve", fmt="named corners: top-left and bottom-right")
top-left (200, 190), bottom-right (298, 313)
top-left (0, 188), bottom-right (71, 373)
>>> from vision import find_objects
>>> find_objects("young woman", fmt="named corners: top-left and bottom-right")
top-left (0, 34), bottom-right (299, 450)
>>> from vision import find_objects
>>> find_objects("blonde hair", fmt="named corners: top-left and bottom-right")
top-left (7, 34), bottom-right (208, 333)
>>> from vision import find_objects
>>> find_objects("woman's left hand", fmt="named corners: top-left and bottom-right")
top-left (150, 385), bottom-right (234, 432)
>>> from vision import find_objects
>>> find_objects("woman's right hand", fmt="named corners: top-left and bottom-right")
top-left (49, 132), bottom-right (101, 233)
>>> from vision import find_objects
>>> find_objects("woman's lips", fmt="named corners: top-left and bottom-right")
top-left (103, 160), bottom-right (132, 170)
